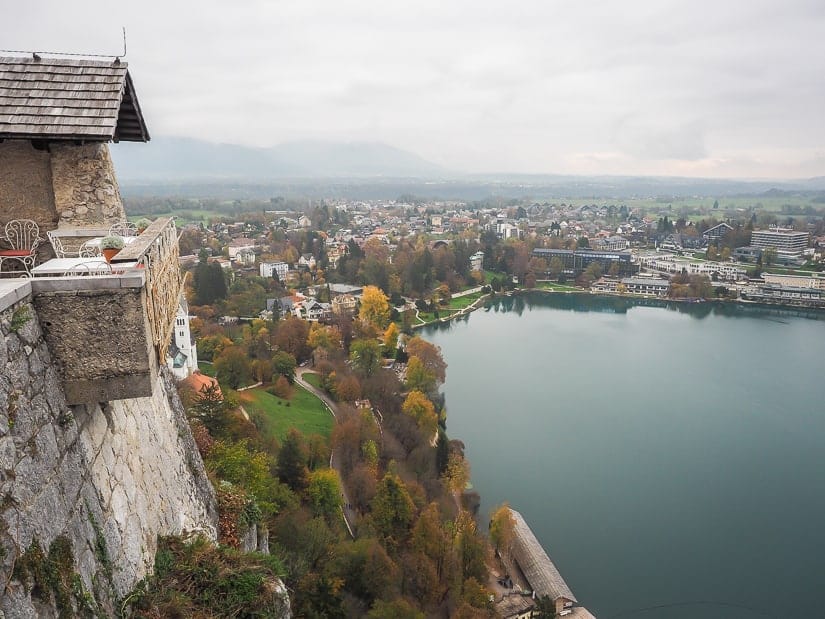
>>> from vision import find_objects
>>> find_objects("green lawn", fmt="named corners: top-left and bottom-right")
top-left (535, 281), bottom-right (579, 291)
top-left (446, 292), bottom-right (485, 310)
top-left (302, 372), bottom-right (323, 390)
top-left (199, 361), bottom-right (216, 377)
top-left (239, 384), bottom-right (333, 441)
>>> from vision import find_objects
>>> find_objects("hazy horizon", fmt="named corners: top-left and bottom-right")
top-left (4, 1), bottom-right (825, 180)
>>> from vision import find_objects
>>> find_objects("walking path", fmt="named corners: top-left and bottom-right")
top-left (294, 367), bottom-right (355, 538)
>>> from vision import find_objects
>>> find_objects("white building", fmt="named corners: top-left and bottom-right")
top-left (227, 238), bottom-right (255, 259)
top-left (751, 228), bottom-right (809, 256)
top-left (470, 250), bottom-right (485, 272)
top-left (167, 298), bottom-right (198, 380)
top-left (639, 254), bottom-right (746, 281)
top-left (260, 261), bottom-right (289, 281)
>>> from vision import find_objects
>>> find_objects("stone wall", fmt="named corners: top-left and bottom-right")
top-left (50, 143), bottom-right (126, 227)
top-left (0, 141), bottom-right (59, 231)
top-left (0, 141), bottom-right (126, 238)
top-left (0, 296), bottom-right (218, 618)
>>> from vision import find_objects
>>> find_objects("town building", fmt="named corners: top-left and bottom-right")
top-left (260, 261), bottom-right (289, 281)
top-left (621, 277), bottom-right (670, 296)
top-left (591, 235), bottom-right (628, 251)
top-left (761, 273), bottom-right (825, 289)
top-left (751, 228), bottom-right (809, 256)
top-left (470, 250), bottom-right (485, 272)
top-left (167, 299), bottom-right (198, 380)
top-left (742, 284), bottom-right (825, 307)
top-left (227, 238), bottom-right (255, 260)
top-left (639, 254), bottom-right (746, 281)
top-left (532, 248), bottom-right (635, 276)
top-left (703, 222), bottom-right (733, 241)
top-left (733, 246), bottom-right (762, 263)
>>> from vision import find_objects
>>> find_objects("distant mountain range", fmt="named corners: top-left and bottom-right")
top-left (111, 137), bottom-right (449, 181)
top-left (111, 136), bottom-right (825, 200)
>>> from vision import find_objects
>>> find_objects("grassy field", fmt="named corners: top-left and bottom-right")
top-left (199, 361), bottom-right (216, 377)
top-left (302, 372), bottom-right (323, 390)
top-left (446, 292), bottom-right (485, 310)
top-left (535, 281), bottom-right (579, 291)
top-left (238, 383), bottom-right (333, 441)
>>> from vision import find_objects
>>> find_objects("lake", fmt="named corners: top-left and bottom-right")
top-left (423, 293), bottom-right (825, 619)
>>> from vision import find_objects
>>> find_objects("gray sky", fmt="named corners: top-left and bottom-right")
top-left (4, 0), bottom-right (825, 178)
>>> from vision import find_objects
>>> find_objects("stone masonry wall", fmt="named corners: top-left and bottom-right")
top-left (50, 143), bottom-right (126, 227)
top-left (0, 141), bottom-right (59, 230)
top-left (0, 297), bottom-right (218, 618)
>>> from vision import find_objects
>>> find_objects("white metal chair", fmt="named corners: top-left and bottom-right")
top-left (108, 221), bottom-right (138, 237)
top-left (79, 240), bottom-right (101, 257)
top-left (0, 219), bottom-right (42, 277)
top-left (62, 261), bottom-right (112, 277)
top-left (47, 230), bottom-right (73, 258)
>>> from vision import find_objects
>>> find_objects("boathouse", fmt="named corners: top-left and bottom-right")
top-left (509, 508), bottom-right (596, 618)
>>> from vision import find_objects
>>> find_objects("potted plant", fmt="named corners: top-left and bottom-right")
top-left (100, 235), bottom-right (125, 263)
top-left (136, 218), bottom-right (151, 234)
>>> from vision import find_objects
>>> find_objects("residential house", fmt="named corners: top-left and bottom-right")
top-left (260, 261), bottom-right (289, 281)
top-left (227, 238), bottom-right (255, 260)
top-left (298, 253), bottom-right (316, 269)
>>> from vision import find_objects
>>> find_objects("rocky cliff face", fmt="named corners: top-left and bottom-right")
top-left (0, 296), bottom-right (218, 617)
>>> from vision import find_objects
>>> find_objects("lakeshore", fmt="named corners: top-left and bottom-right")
top-left (412, 283), bottom-right (825, 329)
top-left (423, 293), bottom-right (825, 618)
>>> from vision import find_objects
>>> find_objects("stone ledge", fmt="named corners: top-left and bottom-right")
top-left (0, 279), bottom-right (33, 312)
top-left (29, 272), bottom-right (145, 293)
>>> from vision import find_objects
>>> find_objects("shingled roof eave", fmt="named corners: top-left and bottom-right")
top-left (0, 55), bottom-right (150, 143)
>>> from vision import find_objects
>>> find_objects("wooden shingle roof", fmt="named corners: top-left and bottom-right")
top-left (0, 55), bottom-right (149, 142)
top-left (509, 508), bottom-right (578, 603)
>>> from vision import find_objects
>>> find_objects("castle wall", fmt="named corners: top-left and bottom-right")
top-left (0, 295), bottom-right (218, 617)
top-left (50, 143), bottom-right (125, 227)
top-left (0, 141), bottom-right (58, 231)
top-left (0, 141), bottom-right (126, 238)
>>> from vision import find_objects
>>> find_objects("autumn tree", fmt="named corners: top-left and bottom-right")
top-left (213, 345), bottom-right (252, 389)
top-left (359, 285), bottom-right (391, 329)
top-left (334, 374), bottom-right (362, 402)
top-left (308, 322), bottom-right (342, 352)
top-left (275, 317), bottom-right (311, 362)
top-left (272, 375), bottom-right (292, 399)
top-left (307, 468), bottom-right (343, 520)
top-left (405, 337), bottom-right (447, 386)
top-left (271, 350), bottom-right (297, 383)
top-left (277, 429), bottom-right (309, 491)
top-left (350, 338), bottom-right (382, 377)
top-left (366, 599), bottom-right (424, 619)
top-left (371, 473), bottom-right (416, 548)
top-left (405, 356), bottom-right (436, 394)
top-left (332, 538), bottom-right (398, 606)
top-left (489, 502), bottom-right (516, 560)
top-left (383, 322), bottom-right (400, 355)
top-left (401, 391), bottom-right (438, 436)
top-left (443, 451), bottom-right (470, 494)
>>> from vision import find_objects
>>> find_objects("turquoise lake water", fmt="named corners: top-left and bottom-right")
top-left (423, 294), bottom-right (825, 619)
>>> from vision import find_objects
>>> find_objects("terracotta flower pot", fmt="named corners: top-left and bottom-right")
top-left (102, 248), bottom-right (120, 263)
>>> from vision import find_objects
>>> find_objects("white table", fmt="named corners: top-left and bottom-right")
top-left (83, 235), bottom-right (139, 249)
top-left (31, 257), bottom-right (139, 276)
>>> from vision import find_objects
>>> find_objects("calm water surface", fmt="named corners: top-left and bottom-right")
top-left (423, 294), bottom-right (825, 619)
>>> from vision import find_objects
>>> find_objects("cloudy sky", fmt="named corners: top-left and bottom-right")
top-left (3, 0), bottom-right (824, 178)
